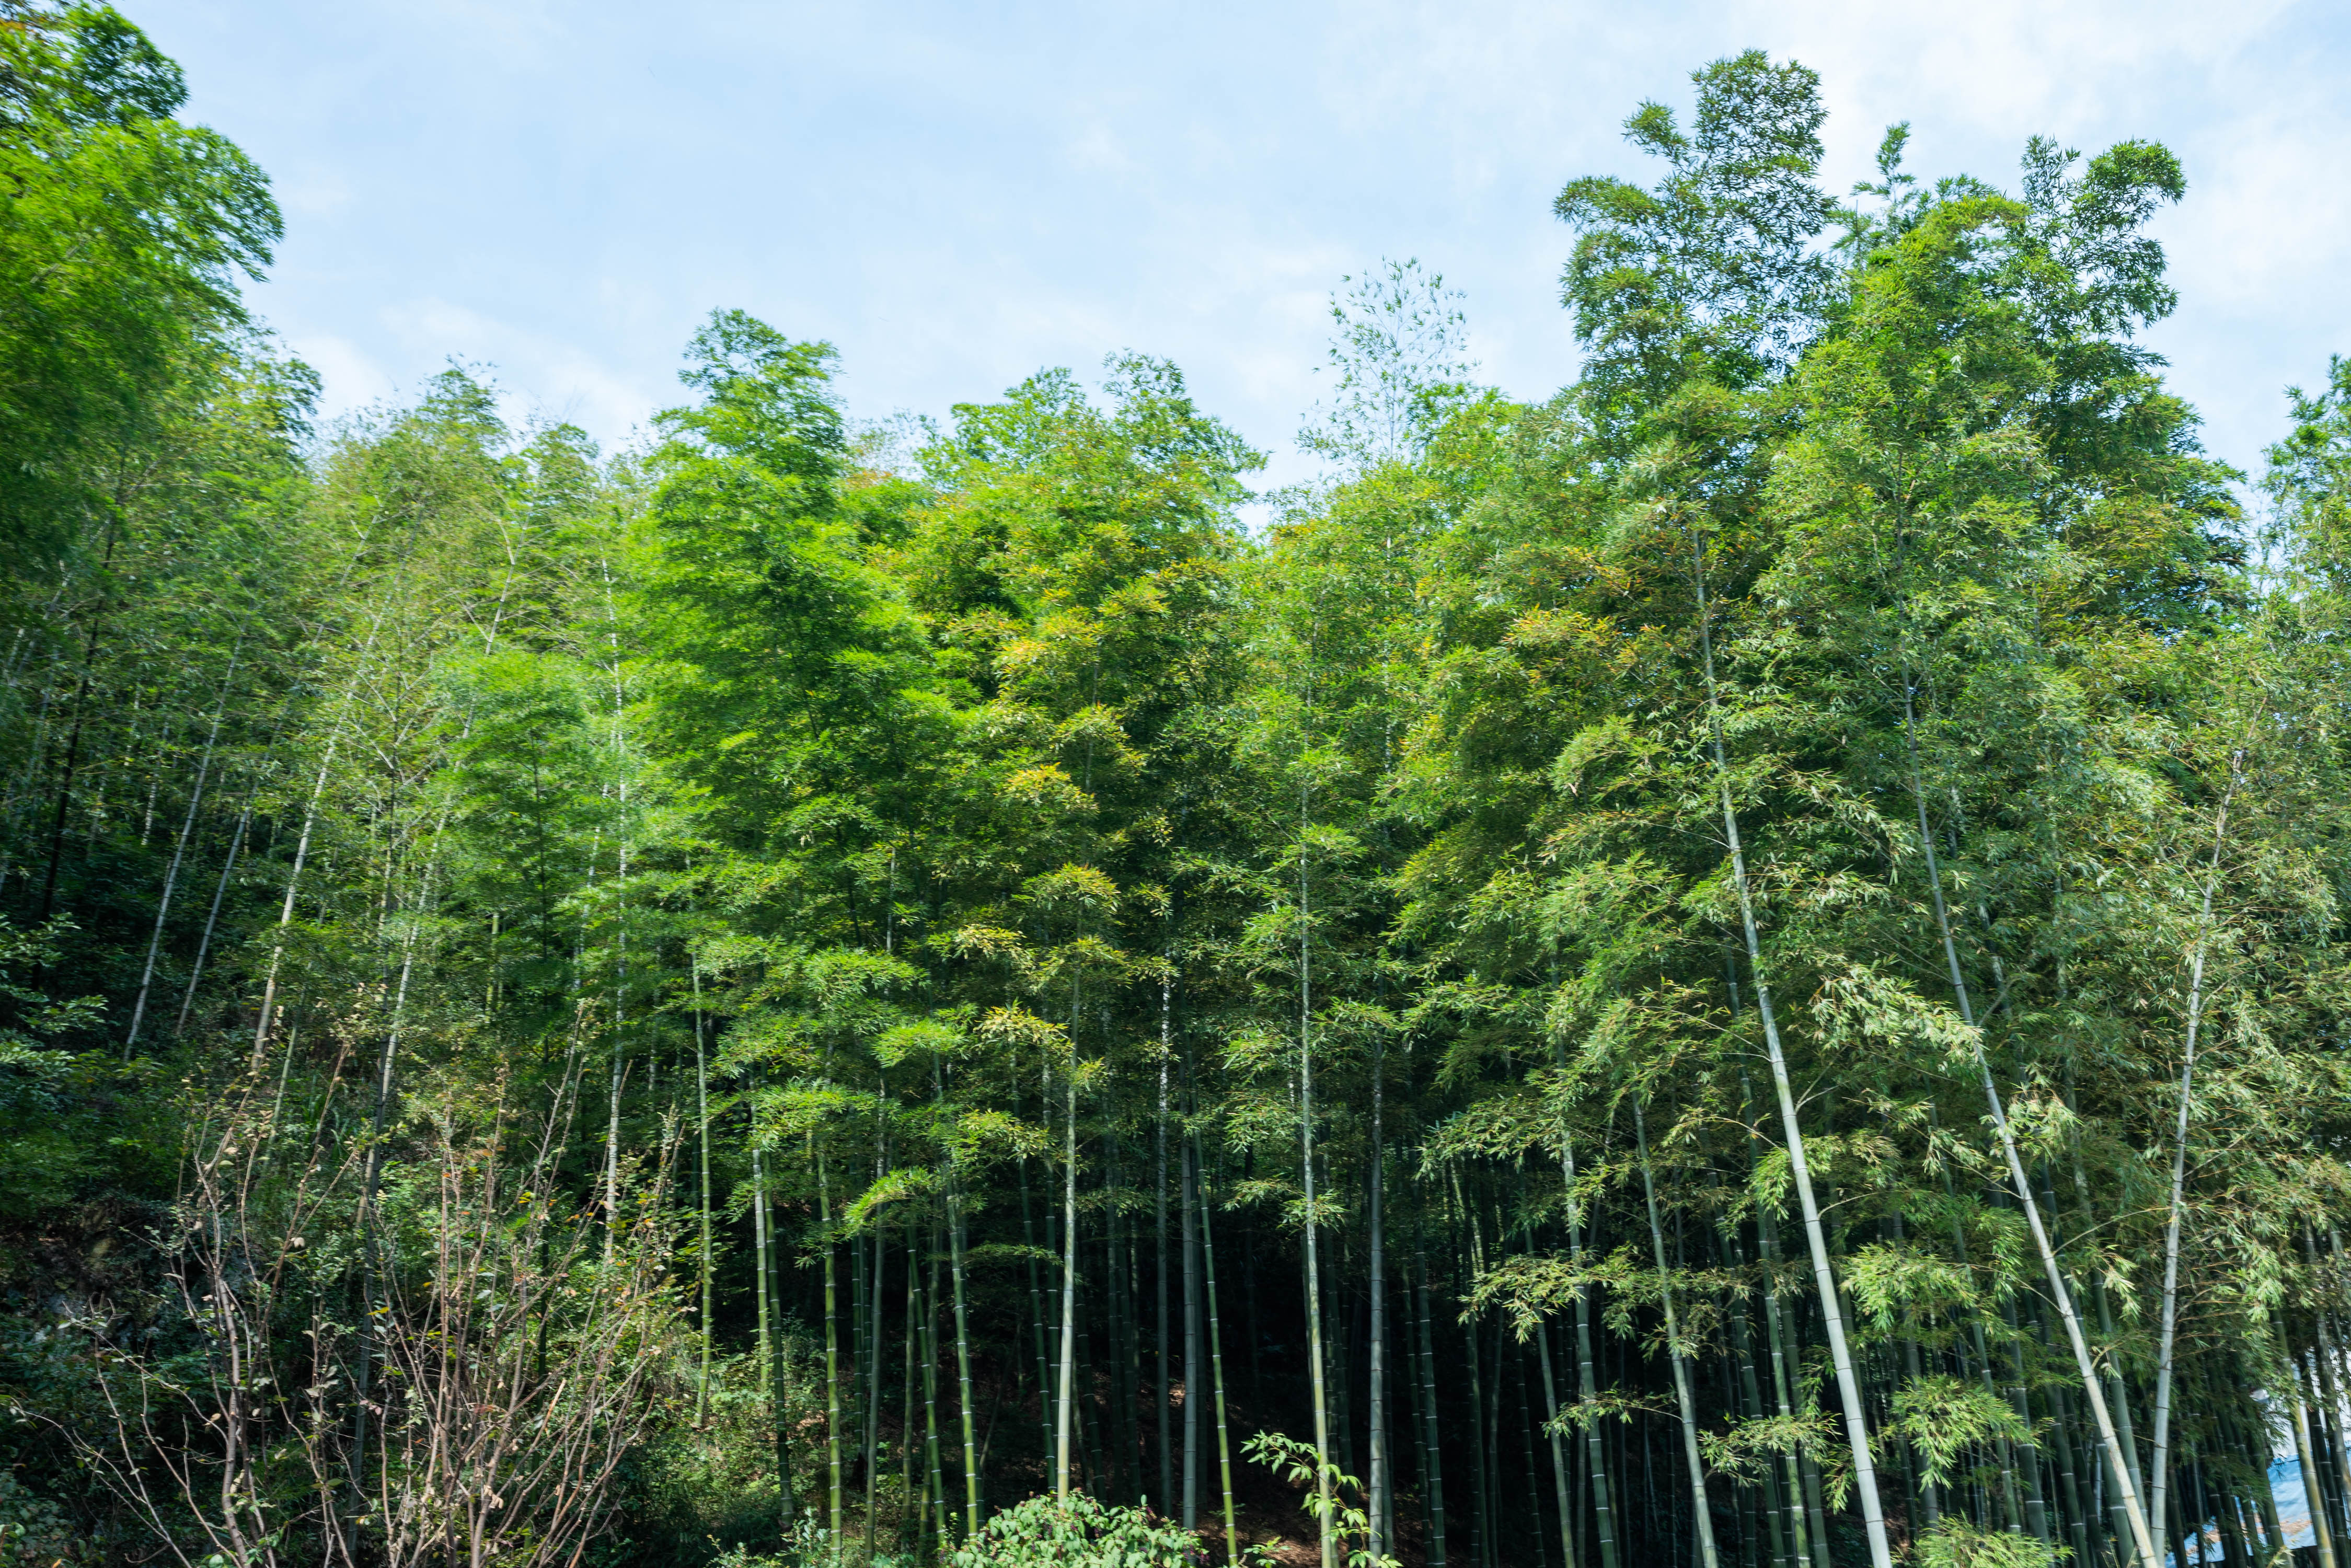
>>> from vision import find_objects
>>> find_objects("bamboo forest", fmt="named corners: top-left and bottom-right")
top-left (11, 6), bottom-right (2351, 1567)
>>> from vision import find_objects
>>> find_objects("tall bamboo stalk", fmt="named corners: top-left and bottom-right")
top-left (1199, 1139), bottom-right (1240, 1565)
top-left (601, 828), bottom-right (630, 1265)
top-left (866, 1092), bottom-right (888, 1558)
top-left (821, 1150), bottom-right (845, 1564)
top-left (753, 1142), bottom-right (792, 1528)
top-left (1538, 1302), bottom-right (1579, 1568)
top-left (903, 1221), bottom-right (921, 1543)
top-left (2294, 1358), bottom-right (2339, 1568)
top-left (1183, 1132), bottom-right (1202, 1530)
top-left (1561, 1136), bottom-right (1618, 1568)
top-left (124, 642), bottom-right (238, 1050)
top-left (692, 962), bottom-right (713, 1429)
top-left (175, 770), bottom-right (259, 1037)
top-left (1896, 691), bottom-right (2160, 1568)
top-left (1158, 974), bottom-right (1176, 1513)
top-left (1687, 521), bottom-right (1893, 1568)
top-left (1021, 1150), bottom-right (1054, 1477)
top-left (946, 1070), bottom-right (981, 1538)
top-left (1299, 774), bottom-right (1335, 1568)
top-left (1637, 1101), bottom-right (1719, 1568)
top-left (1417, 1226), bottom-right (1450, 1568)
top-left (2150, 735), bottom-right (2249, 1559)
top-left (923, 1234), bottom-right (947, 1555)
top-left (251, 605), bottom-right (390, 1070)
top-left (1369, 1039), bottom-right (1391, 1561)
top-left (1057, 1064), bottom-right (1079, 1500)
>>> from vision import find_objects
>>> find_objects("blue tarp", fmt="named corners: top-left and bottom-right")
top-left (2172, 1457), bottom-right (2316, 1564)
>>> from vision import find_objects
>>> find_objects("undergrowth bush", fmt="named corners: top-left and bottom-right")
top-left (947, 1494), bottom-right (1200, 1568)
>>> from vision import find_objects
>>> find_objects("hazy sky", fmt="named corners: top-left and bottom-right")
top-left (136, 0), bottom-right (2351, 497)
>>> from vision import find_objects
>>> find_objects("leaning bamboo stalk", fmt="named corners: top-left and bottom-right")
top-left (1687, 521), bottom-right (1893, 1568)
top-left (125, 644), bottom-right (240, 1051)
top-left (1198, 1137), bottom-right (1239, 1565)
top-left (1537, 1293), bottom-right (1578, 1568)
top-left (1896, 690), bottom-right (2160, 1568)
top-left (172, 761), bottom-right (264, 1038)
top-left (251, 602), bottom-right (392, 1069)
top-left (1636, 1101), bottom-right (1720, 1568)
top-left (2294, 1355), bottom-right (2340, 1568)
top-left (2150, 731), bottom-right (2250, 1559)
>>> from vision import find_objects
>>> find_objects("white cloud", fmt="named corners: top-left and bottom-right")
top-left (273, 168), bottom-right (352, 218)
top-left (376, 297), bottom-right (661, 446)
top-left (285, 332), bottom-right (397, 422)
top-left (144, 0), bottom-right (2351, 487)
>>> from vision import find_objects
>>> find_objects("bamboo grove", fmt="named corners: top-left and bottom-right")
top-left (9, 10), bottom-right (2351, 1568)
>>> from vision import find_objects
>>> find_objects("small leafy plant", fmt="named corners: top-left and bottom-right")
top-left (1241, 1431), bottom-right (1397, 1568)
top-left (947, 1493), bottom-right (1200, 1568)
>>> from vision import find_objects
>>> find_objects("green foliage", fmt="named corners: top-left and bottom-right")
top-left (1885, 1375), bottom-right (2031, 1491)
top-left (3, 18), bottom-right (2346, 1568)
top-left (946, 1494), bottom-right (1197, 1568)
top-left (0, 2), bottom-right (280, 571)
top-left (1241, 1431), bottom-right (1394, 1568)
top-left (1914, 1517), bottom-right (2069, 1568)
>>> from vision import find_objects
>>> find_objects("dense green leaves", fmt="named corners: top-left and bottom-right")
top-left (11, 16), bottom-right (2351, 1568)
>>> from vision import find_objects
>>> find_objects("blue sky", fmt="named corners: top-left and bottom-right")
top-left (138, 0), bottom-right (2351, 497)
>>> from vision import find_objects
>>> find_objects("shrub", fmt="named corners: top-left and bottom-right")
top-left (948, 1493), bottom-right (1199, 1568)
